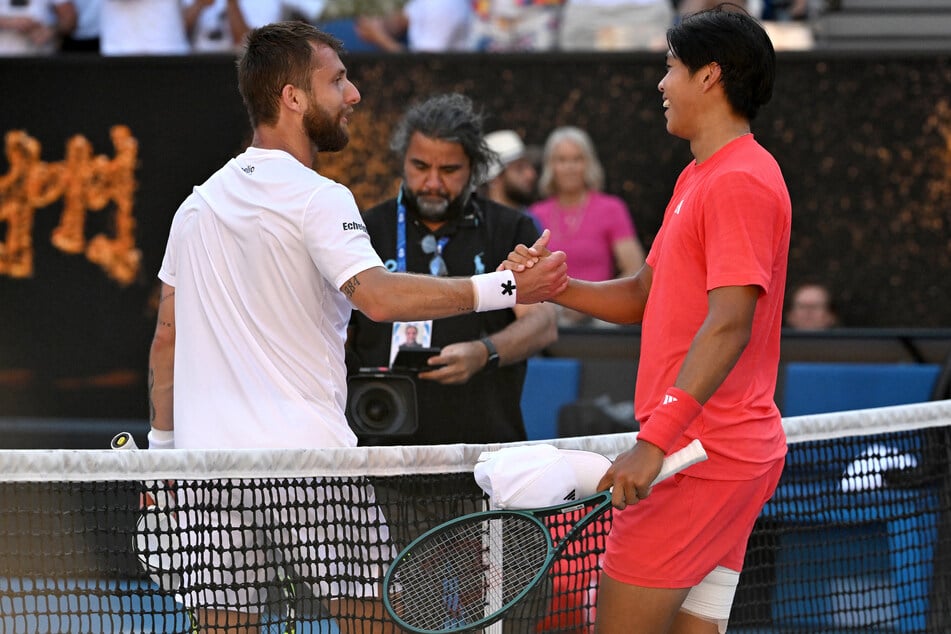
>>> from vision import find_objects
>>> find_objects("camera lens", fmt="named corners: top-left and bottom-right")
top-left (357, 386), bottom-right (401, 431)
top-left (346, 373), bottom-right (418, 437)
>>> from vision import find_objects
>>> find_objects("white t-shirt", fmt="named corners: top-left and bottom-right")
top-left (0, 0), bottom-right (70, 55)
top-left (100, 0), bottom-right (190, 55)
top-left (404, 0), bottom-right (472, 52)
top-left (159, 147), bottom-right (384, 449)
top-left (189, 0), bottom-right (278, 53)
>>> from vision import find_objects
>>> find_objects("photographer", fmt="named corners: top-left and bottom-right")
top-left (346, 93), bottom-right (557, 445)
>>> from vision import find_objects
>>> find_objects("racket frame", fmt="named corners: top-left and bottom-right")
top-left (383, 439), bottom-right (707, 633)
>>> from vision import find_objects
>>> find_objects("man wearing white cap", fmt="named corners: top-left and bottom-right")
top-left (482, 129), bottom-right (540, 216)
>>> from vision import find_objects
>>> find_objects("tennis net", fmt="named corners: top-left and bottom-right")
top-left (1, 400), bottom-right (949, 633)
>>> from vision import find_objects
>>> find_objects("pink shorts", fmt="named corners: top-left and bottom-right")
top-left (602, 458), bottom-right (784, 588)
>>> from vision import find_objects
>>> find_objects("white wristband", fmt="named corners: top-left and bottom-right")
top-left (148, 427), bottom-right (175, 450)
top-left (471, 270), bottom-right (518, 313)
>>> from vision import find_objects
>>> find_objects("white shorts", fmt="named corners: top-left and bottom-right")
top-left (176, 478), bottom-right (395, 613)
top-left (680, 565), bottom-right (740, 634)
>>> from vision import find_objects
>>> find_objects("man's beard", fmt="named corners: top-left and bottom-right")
top-left (404, 186), bottom-right (470, 223)
top-left (504, 179), bottom-right (536, 207)
top-left (304, 101), bottom-right (349, 152)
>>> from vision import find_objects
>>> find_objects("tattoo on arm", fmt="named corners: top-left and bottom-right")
top-left (159, 289), bottom-right (175, 304)
top-left (148, 368), bottom-right (155, 423)
top-left (342, 274), bottom-right (360, 299)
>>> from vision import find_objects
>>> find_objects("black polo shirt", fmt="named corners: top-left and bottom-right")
top-left (348, 195), bottom-right (541, 445)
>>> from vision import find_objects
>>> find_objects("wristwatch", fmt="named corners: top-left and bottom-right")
top-left (480, 337), bottom-right (500, 372)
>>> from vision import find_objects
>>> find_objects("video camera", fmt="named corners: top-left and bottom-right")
top-left (345, 348), bottom-right (441, 439)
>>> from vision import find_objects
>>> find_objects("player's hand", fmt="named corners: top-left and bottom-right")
top-left (497, 229), bottom-right (554, 272)
top-left (417, 341), bottom-right (483, 385)
top-left (597, 440), bottom-right (665, 510)
top-left (512, 247), bottom-right (568, 304)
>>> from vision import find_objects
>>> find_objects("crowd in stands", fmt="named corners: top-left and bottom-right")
top-left (0, 0), bottom-right (816, 57)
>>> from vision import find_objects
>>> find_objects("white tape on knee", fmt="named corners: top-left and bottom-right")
top-left (681, 565), bottom-right (739, 627)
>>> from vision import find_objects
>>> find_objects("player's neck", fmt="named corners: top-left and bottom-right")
top-left (251, 126), bottom-right (315, 168)
top-left (690, 117), bottom-right (751, 164)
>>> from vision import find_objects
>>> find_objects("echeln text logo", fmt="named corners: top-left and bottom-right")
top-left (342, 221), bottom-right (367, 232)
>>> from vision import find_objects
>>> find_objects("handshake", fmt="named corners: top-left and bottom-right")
top-left (499, 229), bottom-right (568, 305)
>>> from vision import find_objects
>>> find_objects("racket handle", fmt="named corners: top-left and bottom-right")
top-left (653, 438), bottom-right (707, 484)
top-left (111, 431), bottom-right (139, 451)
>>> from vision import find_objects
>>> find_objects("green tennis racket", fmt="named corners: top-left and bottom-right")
top-left (382, 439), bottom-right (707, 633)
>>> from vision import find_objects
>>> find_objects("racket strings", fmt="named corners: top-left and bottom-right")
top-left (389, 515), bottom-right (549, 630)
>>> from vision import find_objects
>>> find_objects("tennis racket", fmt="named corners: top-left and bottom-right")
top-left (110, 431), bottom-right (183, 592)
top-left (382, 438), bottom-right (707, 633)
top-left (111, 432), bottom-right (299, 633)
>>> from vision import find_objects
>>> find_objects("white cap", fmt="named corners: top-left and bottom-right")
top-left (474, 444), bottom-right (611, 510)
top-left (484, 129), bottom-right (526, 182)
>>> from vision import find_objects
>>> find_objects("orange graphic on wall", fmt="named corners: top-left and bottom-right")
top-left (0, 125), bottom-right (141, 285)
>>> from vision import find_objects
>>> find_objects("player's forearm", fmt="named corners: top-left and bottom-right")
top-left (147, 348), bottom-right (174, 433)
top-left (555, 275), bottom-right (649, 325)
top-left (673, 286), bottom-right (758, 404)
top-left (345, 268), bottom-right (477, 323)
top-left (346, 260), bottom-right (564, 323)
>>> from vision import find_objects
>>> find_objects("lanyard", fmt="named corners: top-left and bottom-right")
top-left (395, 189), bottom-right (450, 274)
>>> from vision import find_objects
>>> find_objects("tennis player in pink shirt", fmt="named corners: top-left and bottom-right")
top-left (503, 6), bottom-right (791, 633)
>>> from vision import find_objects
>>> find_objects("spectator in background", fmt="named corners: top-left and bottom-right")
top-left (185, 0), bottom-right (324, 53)
top-left (560, 0), bottom-right (673, 51)
top-left (530, 126), bottom-right (645, 324)
top-left (100, 0), bottom-right (190, 55)
top-left (354, 0), bottom-right (473, 52)
top-left (470, 0), bottom-right (565, 51)
top-left (0, 0), bottom-right (76, 55)
top-left (785, 282), bottom-right (838, 330)
top-left (347, 93), bottom-right (558, 446)
top-left (481, 129), bottom-right (539, 214)
top-left (60, 0), bottom-right (99, 52)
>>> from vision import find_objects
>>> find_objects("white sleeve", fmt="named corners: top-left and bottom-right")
top-left (302, 183), bottom-right (384, 289)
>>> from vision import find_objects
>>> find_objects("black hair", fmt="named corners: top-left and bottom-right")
top-left (238, 21), bottom-right (344, 128)
top-left (390, 93), bottom-right (495, 187)
top-left (666, 4), bottom-right (775, 120)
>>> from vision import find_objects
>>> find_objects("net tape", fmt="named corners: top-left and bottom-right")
top-left (2, 400), bottom-right (949, 481)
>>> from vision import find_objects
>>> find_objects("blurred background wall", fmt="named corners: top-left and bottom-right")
top-left (0, 52), bottom-right (949, 420)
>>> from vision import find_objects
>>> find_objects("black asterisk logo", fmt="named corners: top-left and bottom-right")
top-left (500, 281), bottom-right (516, 296)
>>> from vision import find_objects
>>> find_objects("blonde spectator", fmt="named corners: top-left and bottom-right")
top-left (531, 126), bottom-right (645, 281)
top-left (530, 126), bottom-right (645, 326)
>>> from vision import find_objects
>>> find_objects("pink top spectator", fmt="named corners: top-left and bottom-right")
top-left (530, 191), bottom-right (636, 282)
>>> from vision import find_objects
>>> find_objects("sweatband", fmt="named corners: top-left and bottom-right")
top-left (636, 386), bottom-right (702, 453)
top-left (471, 270), bottom-right (518, 312)
top-left (148, 427), bottom-right (175, 450)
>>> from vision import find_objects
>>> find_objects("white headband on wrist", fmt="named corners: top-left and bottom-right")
top-left (471, 270), bottom-right (518, 313)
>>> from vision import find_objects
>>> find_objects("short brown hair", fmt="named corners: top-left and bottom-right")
top-left (237, 21), bottom-right (344, 128)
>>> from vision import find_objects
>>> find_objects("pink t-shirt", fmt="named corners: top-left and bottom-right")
top-left (636, 135), bottom-right (791, 480)
top-left (530, 191), bottom-right (636, 281)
